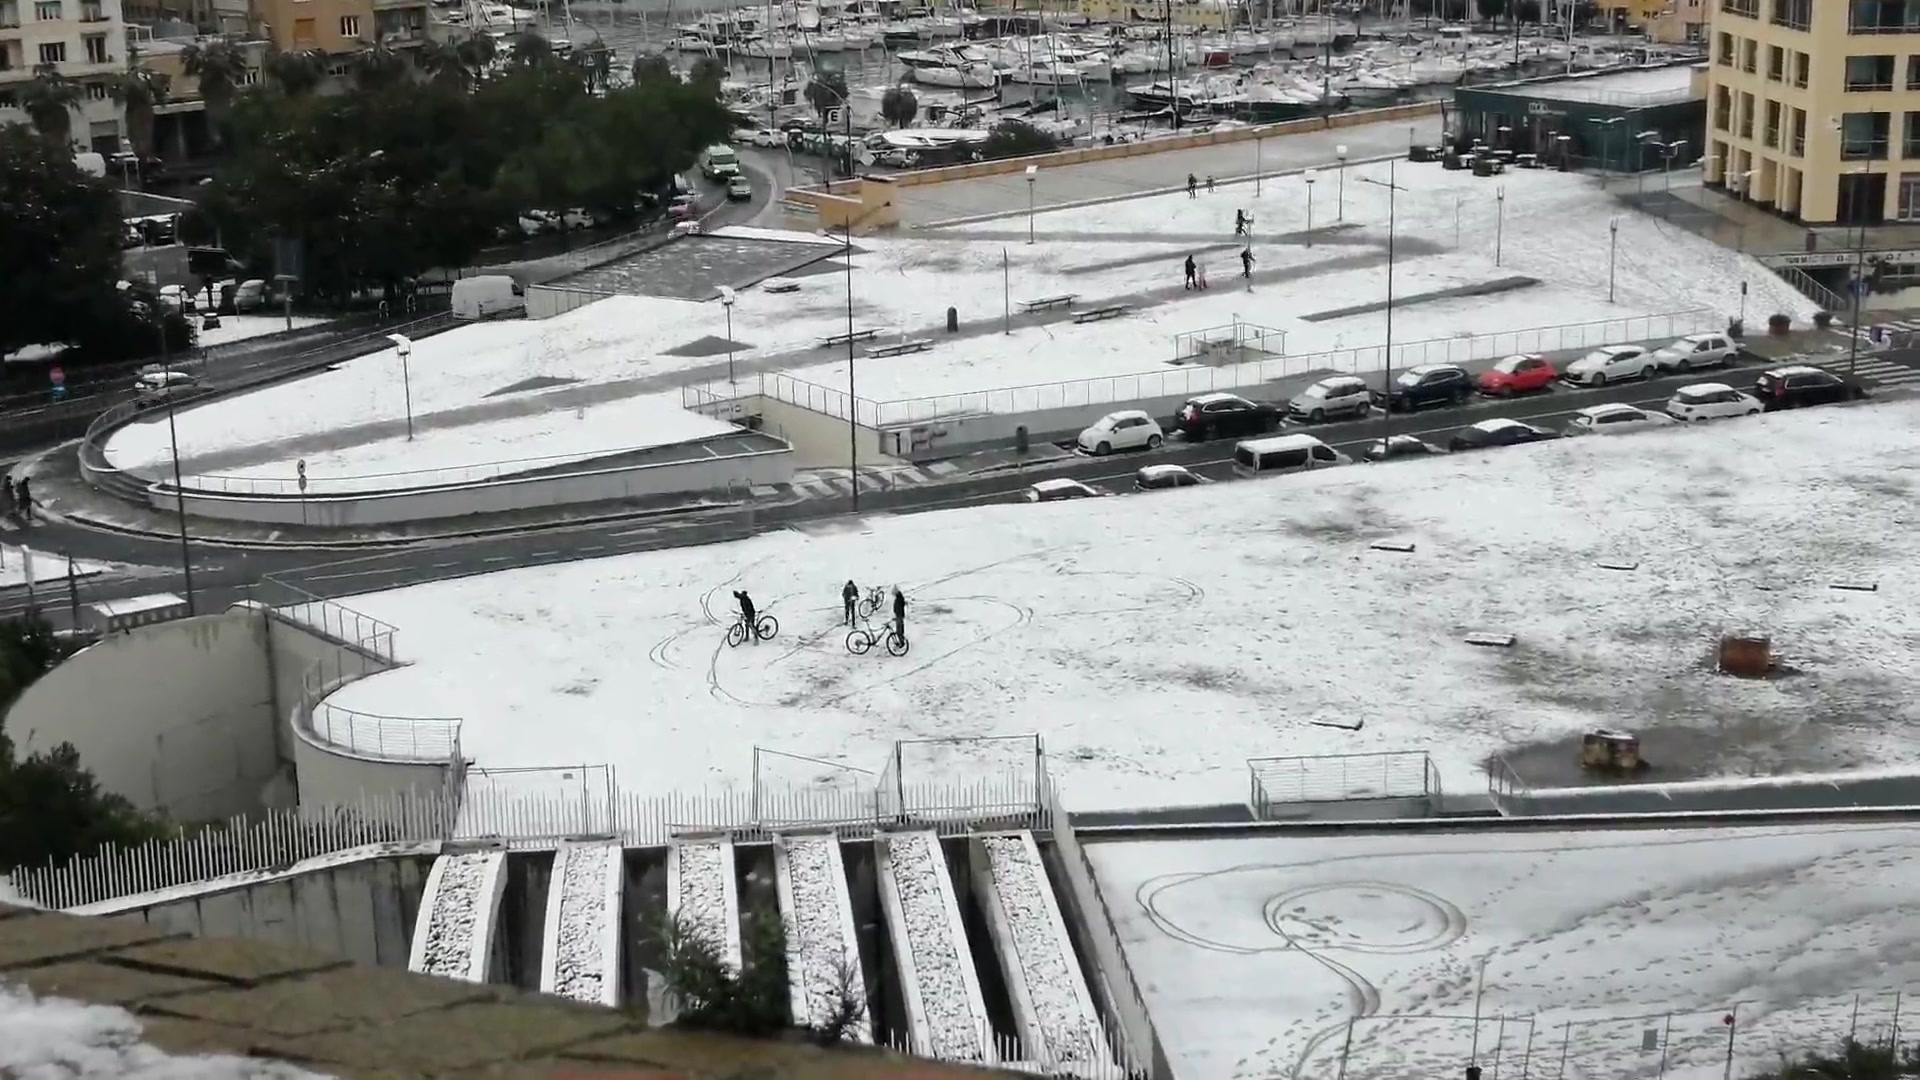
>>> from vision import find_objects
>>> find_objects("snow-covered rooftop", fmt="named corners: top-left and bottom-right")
top-left (1516, 63), bottom-right (1701, 105)
top-left (323, 399), bottom-right (1920, 811)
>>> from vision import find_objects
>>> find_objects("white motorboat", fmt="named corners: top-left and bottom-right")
top-left (737, 35), bottom-right (793, 59)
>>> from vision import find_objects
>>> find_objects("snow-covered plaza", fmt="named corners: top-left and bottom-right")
top-left (1087, 822), bottom-right (1920, 1080)
top-left (321, 398), bottom-right (1920, 808)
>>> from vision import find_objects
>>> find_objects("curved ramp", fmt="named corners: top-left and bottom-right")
top-left (876, 829), bottom-right (993, 1065)
top-left (667, 836), bottom-right (741, 972)
top-left (407, 847), bottom-right (509, 983)
top-left (773, 832), bottom-right (871, 1041)
top-left (976, 832), bottom-right (1115, 1076)
top-left (538, 840), bottom-right (625, 1006)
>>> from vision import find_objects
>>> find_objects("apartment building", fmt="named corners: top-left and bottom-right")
top-left (0, 0), bottom-right (129, 152)
top-left (1704, 0), bottom-right (1920, 224)
top-left (252, 0), bottom-right (429, 66)
top-left (1647, 0), bottom-right (1709, 45)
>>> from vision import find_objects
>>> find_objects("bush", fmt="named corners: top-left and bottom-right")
top-left (1748, 1037), bottom-right (1919, 1080)
top-left (654, 907), bottom-right (863, 1045)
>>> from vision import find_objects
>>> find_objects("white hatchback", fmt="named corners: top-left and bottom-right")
top-left (1665, 382), bottom-right (1762, 421)
top-left (1564, 403), bottom-right (1677, 435)
top-left (1076, 410), bottom-right (1164, 455)
top-left (1650, 333), bottom-right (1737, 373)
top-left (1562, 344), bottom-right (1653, 387)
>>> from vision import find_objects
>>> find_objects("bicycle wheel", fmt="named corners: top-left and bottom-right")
top-left (846, 629), bottom-right (874, 655)
top-left (885, 631), bottom-right (909, 657)
top-left (756, 614), bottom-right (779, 641)
top-left (725, 622), bottom-right (746, 648)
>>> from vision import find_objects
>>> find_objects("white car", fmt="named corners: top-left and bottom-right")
top-left (1665, 382), bottom-right (1762, 421)
top-left (1076, 410), bottom-right (1164, 455)
top-left (1025, 478), bottom-right (1104, 503)
top-left (1650, 333), bottom-right (1737, 373)
top-left (1287, 374), bottom-right (1373, 422)
top-left (1564, 403), bottom-right (1677, 435)
top-left (1562, 344), bottom-right (1654, 387)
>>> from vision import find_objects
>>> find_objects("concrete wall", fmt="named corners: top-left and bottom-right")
top-left (290, 715), bottom-right (455, 808)
top-left (756, 396), bottom-right (905, 470)
top-left (524, 284), bottom-right (615, 320)
top-left (8, 611), bottom-right (279, 823)
top-left (117, 852), bottom-right (434, 969)
top-left (262, 611), bottom-right (385, 764)
top-left (156, 446), bottom-right (794, 527)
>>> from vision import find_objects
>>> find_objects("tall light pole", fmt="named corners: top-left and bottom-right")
top-left (1335, 143), bottom-right (1347, 221)
top-left (1607, 217), bottom-right (1619, 303)
top-left (386, 334), bottom-right (415, 441)
top-left (1024, 163), bottom-right (1038, 244)
top-left (1634, 130), bottom-right (1656, 196)
top-left (719, 286), bottom-right (737, 387)
top-left (1255, 133), bottom-right (1263, 197)
top-left (1495, 186), bottom-right (1506, 267)
top-left (844, 218), bottom-right (858, 509)
top-left (158, 315), bottom-right (195, 615)
top-left (1304, 169), bottom-right (1317, 247)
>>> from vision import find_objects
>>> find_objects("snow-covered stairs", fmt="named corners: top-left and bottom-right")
top-left (974, 832), bottom-right (1115, 1076)
top-left (538, 840), bottom-right (625, 1006)
top-left (407, 847), bottom-right (509, 983)
top-left (773, 832), bottom-right (872, 1041)
top-left (876, 830), bottom-right (993, 1065)
top-left (667, 836), bottom-right (742, 973)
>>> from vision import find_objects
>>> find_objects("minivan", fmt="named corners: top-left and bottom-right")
top-left (1232, 434), bottom-right (1349, 477)
top-left (700, 144), bottom-right (741, 180)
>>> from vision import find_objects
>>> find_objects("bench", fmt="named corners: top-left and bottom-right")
top-left (821, 327), bottom-right (883, 348)
top-left (1073, 304), bottom-right (1129, 324)
top-left (1018, 293), bottom-right (1079, 313)
top-left (865, 338), bottom-right (933, 358)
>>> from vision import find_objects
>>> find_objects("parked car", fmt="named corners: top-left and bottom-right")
top-left (1171, 392), bottom-right (1283, 440)
top-left (668, 196), bottom-right (699, 220)
top-left (1665, 382), bottom-right (1762, 422)
top-left (1383, 364), bottom-right (1473, 412)
top-left (232, 278), bottom-right (269, 313)
top-left (1562, 344), bottom-right (1653, 387)
top-left (1564, 403), bottom-right (1677, 436)
top-left (1287, 374), bottom-right (1374, 422)
top-left (560, 208), bottom-right (597, 231)
top-left (1232, 434), bottom-right (1349, 477)
top-left (1134, 464), bottom-right (1207, 491)
top-left (1448, 418), bottom-right (1560, 451)
top-left (1025, 478), bottom-right (1104, 503)
top-left (727, 175), bottom-right (753, 201)
top-left (1475, 353), bottom-right (1556, 396)
top-left (1754, 365), bottom-right (1869, 411)
top-left (1364, 435), bottom-right (1445, 461)
top-left (1078, 409), bottom-right (1164, 455)
top-left (1650, 333), bottom-right (1738, 373)
top-left (517, 209), bottom-right (561, 236)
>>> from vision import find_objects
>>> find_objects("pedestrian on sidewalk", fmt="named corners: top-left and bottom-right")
top-left (1206, 174), bottom-right (1216, 193)
top-left (1186, 173), bottom-right (1197, 198)
top-left (16, 477), bottom-right (33, 524)
top-left (1234, 209), bottom-right (1246, 236)
top-left (842, 579), bottom-right (859, 625)
top-left (1240, 247), bottom-right (1255, 281)
top-left (1183, 254), bottom-right (1196, 290)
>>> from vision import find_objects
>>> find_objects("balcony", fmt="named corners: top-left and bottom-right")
top-left (1720, 0), bottom-right (1758, 16)
top-left (1842, 137), bottom-right (1890, 159)
top-left (1847, 77), bottom-right (1895, 90)
top-left (78, 5), bottom-right (106, 19)
top-left (1765, 125), bottom-right (1780, 147)
top-left (1791, 132), bottom-right (1805, 155)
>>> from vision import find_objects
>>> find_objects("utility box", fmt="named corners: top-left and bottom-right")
top-left (1581, 729), bottom-right (1642, 772)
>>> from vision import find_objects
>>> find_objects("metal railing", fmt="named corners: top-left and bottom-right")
top-left (1248, 750), bottom-right (1441, 815)
top-left (1776, 265), bottom-right (1847, 313)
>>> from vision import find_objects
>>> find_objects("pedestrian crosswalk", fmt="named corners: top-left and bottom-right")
top-left (1845, 355), bottom-right (1920, 388)
top-left (789, 462), bottom-right (961, 499)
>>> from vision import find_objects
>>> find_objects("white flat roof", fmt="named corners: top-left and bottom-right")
top-left (1518, 64), bottom-right (1701, 106)
top-left (91, 594), bottom-right (185, 616)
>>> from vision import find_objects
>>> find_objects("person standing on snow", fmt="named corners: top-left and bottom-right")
top-left (1183, 254), bottom-right (1196, 290)
top-left (733, 589), bottom-right (758, 643)
top-left (842, 580), bottom-right (859, 625)
top-left (16, 477), bottom-right (33, 524)
top-left (1240, 247), bottom-right (1255, 280)
top-left (891, 586), bottom-right (908, 643)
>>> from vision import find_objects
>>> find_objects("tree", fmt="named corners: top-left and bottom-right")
top-left (266, 48), bottom-right (328, 96)
top-left (804, 70), bottom-right (848, 121)
top-left (109, 64), bottom-right (172, 158)
top-left (454, 33), bottom-right (498, 85)
top-left (984, 118), bottom-right (1057, 159)
top-left (631, 52), bottom-right (674, 86)
top-left (181, 36), bottom-right (251, 142)
top-left (574, 44), bottom-right (614, 93)
top-left (20, 67), bottom-right (81, 147)
top-left (879, 84), bottom-right (917, 128)
top-left (0, 125), bottom-right (132, 358)
top-left (688, 55), bottom-right (726, 91)
top-left (350, 45), bottom-right (411, 92)
top-left (507, 31), bottom-right (553, 70)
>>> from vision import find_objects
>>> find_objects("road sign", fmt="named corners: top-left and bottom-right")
top-left (1855, 278), bottom-right (1872, 297)
top-left (825, 106), bottom-right (844, 127)
top-left (48, 365), bottom-right (64, 387)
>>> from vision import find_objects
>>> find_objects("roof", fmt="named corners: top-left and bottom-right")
top-left (1403, 363), bottom-right (1463, 376)
top-left (1764, 365), bottom-right (1828, 377)
top-left (1491, 353), bottom-right (1543, 370)
top-left (1095, 408), bottom-right (1152, 420)
top-left (1674, 381), bottom-right (1737, 397)
top-left (1575, 403), bottom-right (1642, 418)
top-left (1470, 418), bottom-right (1529, 433)
top-left (1137, 463), bottom-right (1193, 477)
top-left (1186, 391), bottom-right (1247, 404)
top-left (1484, 63), bottom-right (1701, 107)
top-left (1586, 344), bottom-right (1643, 354)
top-left (1309, 374), bottom-right (1365, 387)
top-left (1030, 477), bottom-right (1093, 492)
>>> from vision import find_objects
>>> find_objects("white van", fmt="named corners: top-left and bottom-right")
top-left (451, 274), bottom-right (524, 320)
top-left (1232, 433), bottom-right (1349, 478)
top-left (700, 144), bottom-right (741, 180)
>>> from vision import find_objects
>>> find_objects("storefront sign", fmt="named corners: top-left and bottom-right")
top-left (1767, 249), bottom-right (1920, 269)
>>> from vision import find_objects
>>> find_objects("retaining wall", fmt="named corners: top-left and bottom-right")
top-left (6, 610), bottom-right (281, 823)
top-left (754, 394), bottom-right (904, 470)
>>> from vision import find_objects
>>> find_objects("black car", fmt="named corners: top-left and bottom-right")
top-left (1172, 392), bottom-right (1284, 440)
top-left (1383, 364), bottom-right (1473, 412)
top-left (1448, 419), bottom-right (1560, 451)
top-left (1364, 435), bottom-right (1445, 462)
top-left (1754, 365), bottom-right (1869, 411)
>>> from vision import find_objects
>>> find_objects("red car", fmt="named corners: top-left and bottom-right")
top-left (1476, 353), bottom-right (1557, 396)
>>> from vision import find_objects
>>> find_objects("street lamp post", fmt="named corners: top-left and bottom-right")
top-left (1359, 164), bottom-right (1402, 434)
top-left (1608, 217), bottom-right (1619, 303)
top-left (1634, 130), bottom-right (1656, 196)
top-left (386, 334), bottom-right (415, 441)
top-left (1495, 186), bottom-right (1506, 267)
top-left (1025, 164), bottom-right (1038, 244)
top-left (1304, 169), bottom-right (1317, 247)
top-left (1335, 143), bottom-right (1347, 221)
top-left (844, 220), bottom-right (858, 508)
top-left (156, 315), bottom-right (195, 615)
top-left (719, 286), bottom-right (738, 387)
top-left (1256, 134), bottom-right (1263, 197)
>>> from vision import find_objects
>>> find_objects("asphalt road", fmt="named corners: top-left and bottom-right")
top-left (2, 347), bottom-right (1874, 624)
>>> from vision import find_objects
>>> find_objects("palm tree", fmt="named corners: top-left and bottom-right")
top-left (573, 43), bottom-right (612, 93)
top-left (109, 66), bottom-right (171, 158)
top-left (265, 48), bottom-right (327, 96)
top-left (453, 32), bottom-right (497, 85)
top-left (19, 67), bottom-right (81, 147)
top-left (181, 37), bottom-right (250, 143)
top-left (350, 44), bottom-right (409, 91)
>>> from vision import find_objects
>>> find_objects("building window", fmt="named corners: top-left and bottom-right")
top-left (1721, 0), bottom-right (1758, 16)
top-left (1791, 107), bottom-right (1807, 155)
top-left (1741, 39), bottom-right (1757, 72)
top-left (78, 0), bottom-right (99, 18)
top-left (292, 15), bottom-right (313, 41)
top-left (1842, 111), bottom-right (1891, 158)
top-left (1794, 51), bottom-right (1810, 87)
top-left (1738, 92), bottom-right (1756, 138)
top-left (1767, 45), bottom-right (1784, 80)
top-left (339, 13), bottom-right (359, 36)
top-left (1770, 0), bottom-right (1811, 28)
top-left (0, 2), bottom-right (19, 26)
top-left (1765, 100), bottom-right (1782, 146)
top-left (36, 40), bottom-right (64, 63)
top-left (1846, 54), bottom-right (1896, 90)
top-left (82, 79), bottom-right (105, 99)
top-left (1717, 31), bottom-right (1734, 65)
top-left (1905, 112), bottom-right (1920, 156)
top-left (1686, 21), bottom-right (1702, 41)
top-left (1898, 174), bottom-right (1920, 220)
top-left (81, 32), bottom-right (104, 62)
top-left (1851, 0), bottom-right (1920, 33)
top-left (1713, 86), bottom-right (1732, 131)
top-left (32, 0), bottom-right (58, 18)
top-left (240, 67), bottom-right (257, 84)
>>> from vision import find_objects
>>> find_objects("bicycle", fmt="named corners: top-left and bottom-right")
top-left (846, 620), bottom-right (908, 657)
top-left (725, 612), bottom-right (780, 648)
top-left (857, 586), bottom-right (887, 620)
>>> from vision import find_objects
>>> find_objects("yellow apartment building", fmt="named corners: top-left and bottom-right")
top-left (1704, 0), bottom-right (1920, 225)
top-left (0, 0), bottom-right (130, 152)
top-left (251, 0), bottom-right (428, 62)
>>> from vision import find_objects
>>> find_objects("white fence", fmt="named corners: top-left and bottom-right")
top-left (177, 440), bottom-right (715, 498)
top-left (1247, 750), bottom-right (1441, 815)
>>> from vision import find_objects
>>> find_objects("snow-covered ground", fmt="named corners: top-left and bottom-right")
top-left (0, 980), bottom-right (328, 1078)
top-left (323, 399), bottom-right (1920, 810)
top-left (195, 314), bottom-right (328, 350)
top-left (0, 545), bottom-right (112, 589)
top-left (1087, 823), bottom-right (1920, 1080)
top-left (104, 164), bottom-right (1811, 485)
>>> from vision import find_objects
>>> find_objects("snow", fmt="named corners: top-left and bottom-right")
top-left (547, 842), bottom-right (619, 1005)
top-left (882, 831), bottom-right (987, 1061)
top-left (0, 546), bottom-right (112, 589)
top-left (0, 980), bottom-right (331, 1078)
top-left (981, 834), bottom-right (1107, 1067)
top-left (778, 834), bottom-right (870, 1037)
top-left (89, 594), bottom-right (183, 617)
top-left (670, 841), bottom-right (737, 970)
top-left (194, 315), bottom-right (328, 350)
top-left (413, 852), bottom-right (491, 980)
top-left (1519, 63), bottom-right (1701, 104)
top-left (1085, 822), bottom-right (1920, 1080)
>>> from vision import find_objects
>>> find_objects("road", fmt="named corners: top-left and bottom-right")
top-left (4, 347), bottom-right (1885, 624)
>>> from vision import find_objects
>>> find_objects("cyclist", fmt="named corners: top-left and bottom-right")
top-left (733, 589), bottom-right (759, 644)
top-left (891, 586), bottom-right (907, 644)
top-left (842, 580), bottom-right (858, 625)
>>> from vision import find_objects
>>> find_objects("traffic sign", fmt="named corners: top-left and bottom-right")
top-left (1854, 278), bottom-right (1872, 297)
top-left (48, 365), bottom-right (64, 387)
